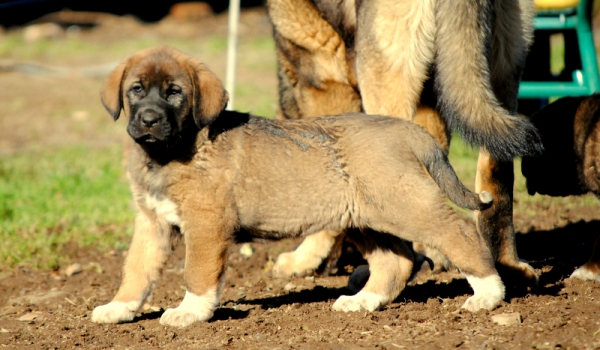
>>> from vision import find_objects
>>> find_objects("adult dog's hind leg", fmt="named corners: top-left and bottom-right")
top-left (425, 213), bottom-right (505, 312)
top-left (272, 229), bottom-right (342, 278)
top-left (333, 231), bottom-right (414, 312)
top-left (475, 151), bottom-right (539, 289)
top-left (92, 213), bottom-right (174, 324)
top-left (355, 0), bottom-right (435, 120)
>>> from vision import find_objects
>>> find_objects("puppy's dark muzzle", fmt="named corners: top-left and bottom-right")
top-left (139, 108), bottom-right (162, 128)
top-left (128, 102), bottom-right (172, 144)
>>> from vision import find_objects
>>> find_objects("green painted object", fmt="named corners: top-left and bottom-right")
top-left (518, 0), bottom-right (600, 98)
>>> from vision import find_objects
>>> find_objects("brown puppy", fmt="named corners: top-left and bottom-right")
top-left (91, 46), bottom-right (503, 328)
top-left (522, 95), bottom-right (600, 282)
top-left (266, 0), bottom-right (543, 287)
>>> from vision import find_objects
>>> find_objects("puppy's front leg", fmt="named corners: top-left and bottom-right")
top-left (160, 213), bottom-right (232, 328)
top-left (92, 213), bottom-right (173, 323)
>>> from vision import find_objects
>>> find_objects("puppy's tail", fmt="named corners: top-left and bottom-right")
top-left (410, 128), bottom-right (493, 211)
top-left (434, 0), bottom-right (543, 162)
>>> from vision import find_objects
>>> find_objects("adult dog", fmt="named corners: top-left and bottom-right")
top-left (522, 95), bottom-right (600, 282)
top-left (91, 46), bottom-right (504, 328)
top-left (267, 0), bottom-right (543, 286)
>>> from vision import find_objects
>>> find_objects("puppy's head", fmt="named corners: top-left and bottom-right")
top-left (101, 45), bottom-right (228, 149)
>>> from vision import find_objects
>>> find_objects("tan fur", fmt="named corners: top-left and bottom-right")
top-left (91, 47), bottom-right (504, 327)
top-left (356, 0), bottom-right (436, 121)
top-left (267, 0), bottom-right (543, 287)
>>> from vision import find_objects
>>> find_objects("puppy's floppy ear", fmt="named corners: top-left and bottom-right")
top-left (187, 59), bottom-right (229, 127)
top-left (101, 60), bottom-right (129, 121)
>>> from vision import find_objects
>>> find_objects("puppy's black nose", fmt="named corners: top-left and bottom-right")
top-left (141, 110), bottom-right (160, 127)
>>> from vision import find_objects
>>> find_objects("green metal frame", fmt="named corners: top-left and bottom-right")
top-left (518, 0), bottom-right (600, 98)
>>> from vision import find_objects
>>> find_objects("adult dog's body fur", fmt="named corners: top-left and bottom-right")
top-left (91, 46), bottom-right (504, 327)
top-left (522, 95), bottom-right (600, 282)
top-left (266, 0), bottom-right (543, 286)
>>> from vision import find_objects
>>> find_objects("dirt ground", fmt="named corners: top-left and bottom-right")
top-left (1, 8), bottom-right (600, 350)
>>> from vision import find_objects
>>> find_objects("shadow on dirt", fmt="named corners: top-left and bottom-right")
top-left (236, 220), bottom-right (599, 311)
top-left (239, 286), bottom-right (347, 310)
top-left (518, 220), bottom-right (599, 283)
top-left (132, 308), bottom-right (251, 322)
top-left (212, 308), bottom-right (251, 321)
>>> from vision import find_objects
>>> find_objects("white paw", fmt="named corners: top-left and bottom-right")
top-left (159, 289), bottom-right (218, 327)
top-left (462, 274), bottom-right (505, 312)
top-left (462, 293), bottom-right (501, 312)
top-left (571, 265), bottom-right (600, 282)
top-left (91, 301), bottom-right (139, 324)
top-left (332, 291), bottom-right (386, 312)
top-left (159, 307), bottom-right (212, 328)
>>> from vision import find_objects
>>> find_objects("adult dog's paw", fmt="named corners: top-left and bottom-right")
top-left (91, 301), bottom-right (138, 324)
top-left (347, 265), bottom-right (370, 294)
top-left (571, 265), bottom-right (600, 282)
top-left (332, 291), bottom-right (386, 312)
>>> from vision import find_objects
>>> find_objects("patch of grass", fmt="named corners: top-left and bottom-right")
top-left (0, 31), bottom-right (215, 64)
top-left (447, 135), bottom-right (479, 191)
top-left (0, 145), bottom-right (134, 269)
top-left (0, 34), bottom-right (103, 61)
top-left (235, 83), bottom-right (278, 118)
top-left (204, 36), bottom-right (228, 55)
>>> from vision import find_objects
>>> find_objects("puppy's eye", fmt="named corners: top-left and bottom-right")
top-left (166, 86), bottom-right (182, 96)
top-left (131, 84), bottom-right (143, 93)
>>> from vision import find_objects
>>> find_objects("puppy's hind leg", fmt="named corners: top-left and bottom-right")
top-left (333, 230), bottom-right (413, 312)
top-left (272, 229), bottom-right (341, 278)
top-left (430, 216), bottom-right (505, 312)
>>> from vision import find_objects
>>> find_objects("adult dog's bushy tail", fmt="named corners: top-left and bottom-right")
top-left (409, 129), bottom-right (493, 211)
top-left (434, 0), bottom-right (543, 162)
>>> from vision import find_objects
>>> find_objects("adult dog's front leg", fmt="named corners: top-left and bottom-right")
top-left (160, 213), bottom-right (232, 328)
top-left (92, 213), bottom-right (173, 323)
top-left (475, 151), bottom-right (538, 289)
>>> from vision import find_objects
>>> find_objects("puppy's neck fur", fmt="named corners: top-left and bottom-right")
top-left (135, 110), bottom-right (251, 167)
top-left (208, 110), bottom-right (251, 141)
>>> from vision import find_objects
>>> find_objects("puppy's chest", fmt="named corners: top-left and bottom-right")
top-left (144, 193), bottom-right (181, 226)
top-left (135, 164), bottom-right (184, 227)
